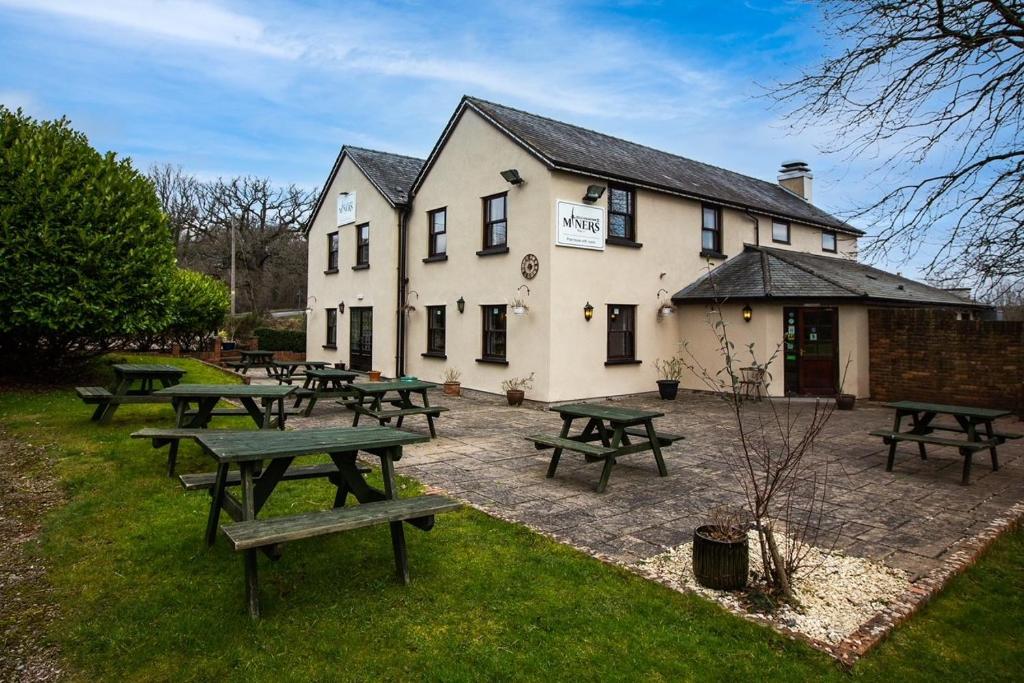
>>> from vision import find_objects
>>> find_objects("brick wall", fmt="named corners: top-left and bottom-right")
top-left (869, 308), bottom-right (1024, 413)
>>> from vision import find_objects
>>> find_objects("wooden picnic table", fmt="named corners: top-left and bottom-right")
top-left (347, 380), bottom-right (448, 437)
top-left (528, 403), bottom-right (684, 493)
top-left (227, 350), bottom-right (277, 376)
top-left (153, 384), bottom-right (296, 430)
top-left (268, 360), bottom-right (331, 384)
top-left (293, 367), bottom-right (357, 416)
top-left (76, 363), bottom-right (185, 423)
top-left (191, 426), bottom-right (458, 618)
top-left (871, 401), bottom-right (1021, 485)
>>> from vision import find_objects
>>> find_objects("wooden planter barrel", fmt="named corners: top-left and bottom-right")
top-left (692, 525), bottom-right (749, 590)
top-left (506, 389), bottom-right (524, 406)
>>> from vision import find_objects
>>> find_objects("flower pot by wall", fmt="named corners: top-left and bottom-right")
top-left (368, 370), bottom-right (382, 382)
top-left (836, 393), bottom-right (856, 410)
top-left (443, 381), bottom-right (462, 397)
top-left (657, 379), bottom-right (679, 400)
top-left (506, 389), bottom-right (525, 406)
top-left (692, 525), bottom-right (749, 590)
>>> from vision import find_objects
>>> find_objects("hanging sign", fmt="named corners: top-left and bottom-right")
top-left (337, 192), bottom-right (356, 226)
top-left (555, 200), bottom-right (604, 250)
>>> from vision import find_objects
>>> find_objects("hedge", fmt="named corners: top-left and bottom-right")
top-left (254, 327), bottom-right (306, 352)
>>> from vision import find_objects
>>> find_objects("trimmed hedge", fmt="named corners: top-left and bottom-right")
top-left (254, 327), bottom-right (305, 352)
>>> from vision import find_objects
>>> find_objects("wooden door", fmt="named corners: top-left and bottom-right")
top-left (797, 307), bottom-right (838, 395)
top-left (349, 307), bottom-right (372, 372)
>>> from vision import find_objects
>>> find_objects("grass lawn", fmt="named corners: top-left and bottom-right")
top-left (1, 355), bottom-right (1022, 681)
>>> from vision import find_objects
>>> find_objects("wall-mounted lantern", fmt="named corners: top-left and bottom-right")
top-left (656, 288), bottom-right (675, 318)
top-left (457, 296), bottom-right (466, 314)
top-left (583, 302), bottom-right (594, 321)
top-left (742, 304), bottom-right (753, 322)
top-left (583, 184), bottom-right (605, 203)
top-left (338, 301), bottom-right (345, 314)
top-left (500, 169), bottom-right (524, 185)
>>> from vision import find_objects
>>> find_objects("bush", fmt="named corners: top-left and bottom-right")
top-left (0, 107), bottom-right (175, 369)
top-left (166, 269), bottom-right (230, 351)
top-left (254, 327), bottom-right (306, 352)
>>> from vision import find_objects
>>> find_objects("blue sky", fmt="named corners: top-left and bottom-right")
top-left (0, 0), bottom-right (927, 273)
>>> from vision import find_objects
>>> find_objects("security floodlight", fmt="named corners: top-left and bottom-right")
top-left (583, 185), bottom-right (605, 202)
top-left (500, 169), bottom-right (524, 185)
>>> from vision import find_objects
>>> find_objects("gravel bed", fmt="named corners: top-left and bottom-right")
top-left (637, 530), bottom-right (911, 645)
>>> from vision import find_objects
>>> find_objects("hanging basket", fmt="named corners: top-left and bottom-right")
top-left (511, 305), bottom-right (527, 316)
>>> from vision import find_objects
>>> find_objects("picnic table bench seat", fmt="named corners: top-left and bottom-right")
top-left (180, 462), bottom-right (371, 491)
top-left (76, 386), bottom-right (112, 403)
top-left (131, 427), bottom-right (208, 477)
top-left (527, 434), bottom-right (616, 458)
top-left (922, 423), bottom-right (1023, 441)
top-left (869, 429), bottom-right (999, 485)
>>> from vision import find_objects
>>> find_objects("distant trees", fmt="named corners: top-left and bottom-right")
top-left (148, 164), bottom-right (314, 315)
top-left (771, 1), bottom-right (1024, 295)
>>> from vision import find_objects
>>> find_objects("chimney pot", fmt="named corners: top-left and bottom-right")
top-left (778, 160), bottom-right (813, 202)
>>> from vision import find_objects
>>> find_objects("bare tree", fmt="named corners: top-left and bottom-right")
top-left (148, 164), bottom-right (204, 257)
top-left (771, 1), bottom-right (1024, 294)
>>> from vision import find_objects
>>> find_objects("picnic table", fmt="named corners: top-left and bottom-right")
top-left (227, 350), bottom-right (276, 376)
top-left (293, 367), bottom-right (357, 416)
top-left (153, 384), bottom-right (296, 430)
top-left (870, 401), bottom-right (1021, 485)
top-left (76, 363), bottom-right (185, 423)
top-left (347, 380), bottom-right (448, 437)
top-left (268, 360), bottom-right (331, 385)
top-left (189, 426), bottom-right (460, 618)
top-left (528, 403), bottom-right (684, 493)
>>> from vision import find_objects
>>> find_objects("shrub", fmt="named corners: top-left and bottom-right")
top-left (0, 107), bottom-right (175, 369)
top-left (254, 327), bottom-right (306, 352)
top-left (166, 269), bottom-right (230, 351)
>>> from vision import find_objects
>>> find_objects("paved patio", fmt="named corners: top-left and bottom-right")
top-left (279, 382), bottom-right (1024, 580)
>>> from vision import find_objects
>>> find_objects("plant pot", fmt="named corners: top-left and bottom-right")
top-left (692, 525), bottom-right (749, 590)
top-left (506, 389), bottom-right (524, 407)
top-left (368, 370), bottom-right (382, 382)
top-left (656, 379), bottom-right (679, 400)
top-left (443, 381), bottom-right (462, 397)
top-left (511, 306), bottom-right (527, 316)
top-left (836, 393), bottom-right (856, 410)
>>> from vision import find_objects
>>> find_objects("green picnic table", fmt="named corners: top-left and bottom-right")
top-left (870, 401), bottom-right (1021, 485)
top-left (153, 384), bottom-right (296, 430)
top-left (268, 360), bottom-right (331, 385)
top-left (528, 403), bottom-right (684, 492)
top-left (76, 363), bottom-right (186, 423)
top-left (226, 350), bottom-right (277, 376)
top-left (346, 380), bottom-right (449, 437)
top-left (293, 367), bottom-right (358, 416)
top-left (190, 426), bottom-right (460, 618)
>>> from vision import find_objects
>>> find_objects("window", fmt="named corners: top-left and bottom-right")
top-left (325, 308), bottom-right (337, 347)
top-left (482, 193), bottom-right (508, 251)
top-left (608, 184), bottom-right (636, 242)
top-left (480, 305), bottom-right (507, 362)
top-left (326, 231), bottom-right (339, 271)
top-left (607, 305), bottom-right (637, 363)
top-left (428, 208), bottom-right (447, 258)
top-left (822, 230), bottom-right (837, 253)
top-left (426, 305), bottom-right (446, 356)
top-left (772, 220), bottom-right (790, 244)
top-left (701, 204), bottom-right (722, 254)
top-left (355, 223), bottom-right (369, 267)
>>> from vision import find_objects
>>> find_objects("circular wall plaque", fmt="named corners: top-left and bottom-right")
top-left (521, 253), bottom-right (540, 280)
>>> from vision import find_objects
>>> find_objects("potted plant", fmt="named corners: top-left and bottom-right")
top-left (510, 297), bottom-right (529, 316)
top-left (368, 370), bottom-right (382, 382)
top-left (654, 357), bottom-right (684, 400)
top-left (836, 393), bottom-right (856, 410)
top-left (501, 372), bottom-right (535, 406)
top-left (442, 368), bottom-right (462, 396)
top-left (692, 506), bottom-right (749, 590)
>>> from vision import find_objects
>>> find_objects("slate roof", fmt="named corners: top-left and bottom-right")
top-left (671, 245), bottom-right (986, 307)
top-left (421, 96), bottom-right (861, 235)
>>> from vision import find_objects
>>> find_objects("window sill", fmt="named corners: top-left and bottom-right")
top-left (351, 264), bottom-right (370, 271)
top-left (606, 236), bottom-right (643, 249)
top-left (476, 357), bottom-right (509, 366)
top-left (476, 246), bottom-right (510, 257)
top-left (322, 344), bottom-right (337, 350)
top-left (822, 248), bottom-right (837, 254)
top-left (323, 268), bottom-right (339, 275)
top-left (421, 352), bottom-right (447, 360)
top-left (700, 249), bottom-right (727, 260)
top-left (771, 239), bottom-right (790, 246)
top-left (605, 359), bottom-right (642, 366)
top-left (422, 254), bottom-right (448, 263)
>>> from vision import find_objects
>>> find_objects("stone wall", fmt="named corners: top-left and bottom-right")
top-left (869, 308), bottom-right (1024, 413)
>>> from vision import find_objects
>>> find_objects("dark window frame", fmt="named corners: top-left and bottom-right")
top-left (607, 184), bottom-right (637, 244)
top-left (428, 207), bottom-right (447, 259)
top-left (771, 219), bottom-right (791, 245)
top-left (326, 231), bottom-right (339, 272)
top-left (324, 308), bottom-right (337, 348)
top-left (606, 304), bottom-right (638, 364)
top-left (478, 304), bottom-right (508, 363)
top-left (354, 222), bottom-right (370, 268)
top-left (425, 305), bottom-right (446, 357)
top-left (701, 203), bottom-right (724, 257)
top-left (482, 192), bottom-right (508, 252)
top-left (822, 230), bottom-right (837, 253)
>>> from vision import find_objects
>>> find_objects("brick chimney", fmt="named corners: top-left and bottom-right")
top-left (778, 160), bottom-right (813, 202)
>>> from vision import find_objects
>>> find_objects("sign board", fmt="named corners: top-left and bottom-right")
top-left (337, 192), bottom-right (356, 226)
top-left (555, 200), bottom-right (604, 250)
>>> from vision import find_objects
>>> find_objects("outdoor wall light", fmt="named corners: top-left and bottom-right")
top-left (338, 301), bottom-right (345, 314)
top-left (457, 296), bottom-right (466, 314)
top-left (584, 302), bottom-right (594, 321)
top-left (583, 184), bottom-right (606, 202)
top-left (656, 289), bottom-right (674, 317)
top-left (743, 305), bottom-right (753, 322)
top-left (500, 169), bottom-right (524, 185)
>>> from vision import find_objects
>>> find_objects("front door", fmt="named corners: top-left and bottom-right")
top-left (783, 307), bottom-right (838, 395)
top-left (350, 307), bottom-right (372, 372)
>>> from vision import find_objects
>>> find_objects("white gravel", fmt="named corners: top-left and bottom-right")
top-left (637, 530), bottom-right (911, 645)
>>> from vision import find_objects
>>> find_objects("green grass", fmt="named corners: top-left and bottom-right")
top-left (1, 355), bottom-right (1022, 681)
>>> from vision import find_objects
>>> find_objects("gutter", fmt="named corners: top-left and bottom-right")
top-left (743, 208), bottom-right (760, 247)
top-left (395, 206), bottom-right (409, 376)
